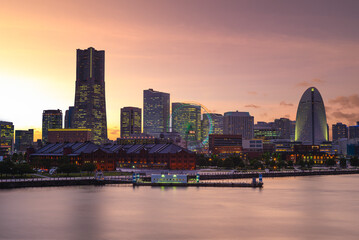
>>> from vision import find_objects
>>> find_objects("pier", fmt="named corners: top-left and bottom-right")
top-left (1, 169), bottom-right (358, 189)
top-left (133, 182), bottom-right (263, 188)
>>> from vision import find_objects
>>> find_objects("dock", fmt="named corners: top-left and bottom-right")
top-left (133, 182), bottom-right (263, 188)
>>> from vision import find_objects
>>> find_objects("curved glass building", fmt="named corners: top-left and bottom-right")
top-left (295, 87), bottom-right (328, 145)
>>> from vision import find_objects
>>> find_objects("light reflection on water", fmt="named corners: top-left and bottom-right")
top-left (0, 175), bottom-right (358, 240)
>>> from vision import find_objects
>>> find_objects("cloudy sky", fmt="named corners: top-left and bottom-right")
top-left (1, 0), bottom-right (359, 140)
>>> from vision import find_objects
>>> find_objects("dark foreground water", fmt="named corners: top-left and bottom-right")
top-left (0, 175), bottom-right (358, 240)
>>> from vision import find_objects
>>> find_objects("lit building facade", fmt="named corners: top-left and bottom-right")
top-left (120, 107), bottom-right (142, 138)
top-left (15, 129), bottom-right (34, 152)
top-left (172, 103), bottom-right (201, 142)
top-left (65, 106), bottom-right (75, 129)
top-left (332, 122), bottom-right (348, 141)
top-left (254, 122), bottom-right (280, 140)
top-left (42, 109), bottom-right (62, 143)
top-left (209, 134), bottom-right (243, 154)
top-left (47, 129), bottom-right (92, 143)
top-left (295, 87), bottom-right (328, 145)
top-left (201, 113), bottom-right (223, 143)
top-left (0, 121), bottom-right (14, 155)
top-left (143, 89), bottom-right (170, 135)
top-left (224, 111), bottom-right (254, 139)
top-left (73, 47), bottom-right (107, 144)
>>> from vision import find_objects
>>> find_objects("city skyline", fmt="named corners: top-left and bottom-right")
top-left (1, 0), bottom-right (359, 140)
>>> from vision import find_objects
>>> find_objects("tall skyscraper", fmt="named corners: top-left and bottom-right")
top-left (201, 113), bottom-right (223, 142)
top-left (73, 47), bottom-right (107, 144)
top-left (15, 129), bottom-right (34, 152)
top-left (224, 111), bottom-right (254, 139)
top-left (65, 106), bottom-right (75, 128)
top-left (332, 122), bottom-right (348, 141)
top-left (295, 87), bottom-right (328, 145)
top-left (0, 121), bottom-right (14, 155)
top-left (143, 89), bottom-right (170, 135)
top-left (42, 109), bottom-right (62, 143)
top-left (172, 103), bottom-right (201, 142)
top-left (121, 107), bottom-right (142, 137)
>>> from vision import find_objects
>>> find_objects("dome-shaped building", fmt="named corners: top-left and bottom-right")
top-left (295, 87), bottom-right (328, 145)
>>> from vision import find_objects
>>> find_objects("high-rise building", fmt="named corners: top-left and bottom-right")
top-left (0, 121), bottom-right (14, 155)
top-left (295, 87), bottom-right (328, 145)
top-left (65, 106), bottom-right (75, 129)
top-left (73, 47), bottom-right (107, 144)
top-left (223, 111), bottom-right (254, 139)
top-left (332, 122), bottom-right (348, 141)
top-left (121, 107), bottom-right (142, 138)
top-left (143, 89), bottom-right (170, 135)
top-left (274, 118), bottom-right (291, 139)
top-left (172, 103), bottom-right (201, 142)
top-left (201, 113), bottom-right (223, 142)
top-left (349, 122), bottom-right (359, 139)
top-left (15, 129), bottom-right (34, 152)
top-left (42, 109), bottom-right (62, 143)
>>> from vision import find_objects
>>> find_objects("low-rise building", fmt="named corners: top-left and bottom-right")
top-left (30, 142), bottom-right (196, 171)
top-left (209, 134), bottom-right (242, 154)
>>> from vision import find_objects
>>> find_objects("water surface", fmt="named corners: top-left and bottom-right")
top-left (0, 175), bottom-right (358, 240)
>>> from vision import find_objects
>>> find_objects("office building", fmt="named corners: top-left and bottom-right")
top-left (332, 122), bottom-right (348, 141)
top-left (201, 113), bottom-right (223, 143)
top-left (73, 47), bottom-right (107, 144)
top-left (65, 106), bottom-right (75, 128)
top-left (224, 111), bottom-right (254, 139)
top-left (254, 122), bottom-right (280, 140)
top-left (143, 89), bottom-right (170, 135)
top-left (274, 118), bottom-right (291, 139)
top-left (42, 109), bottom-right (62, 143)
top-left (47, 129), bottom-right (92, 143)
top-left (15, 129), bottom-right (34, 152)
top-left (0, 121), bottom-right (14, 156)
top-left (295, 87), bottom-right (328, 145)
top-left (208, 134), bottom-right (243, 154)
top-left (349, 122), bottom-right (359, 139)
top-left (120, 107), bottom-right (142, 138)
top-left (172, 103), bottom-right (201, 142)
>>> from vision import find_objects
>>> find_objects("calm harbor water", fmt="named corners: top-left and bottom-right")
top-left (0, 175), bottom-right (358, 240)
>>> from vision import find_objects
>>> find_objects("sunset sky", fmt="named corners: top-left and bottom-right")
top-left (1, 0), bottom-right (359, 140)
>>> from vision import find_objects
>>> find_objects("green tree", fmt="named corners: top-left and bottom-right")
top-left (231, 155), bottom-right (245, 168)
top-left (297, 159), bottom-right (306, 168)
top-left (250, 159), bottom-right (263, 170)
top-left (223, 157), bottom-right (234, 169)
top-left (278, 160), bottom-right (287, 169)
top-left (350, 157), bottom-right (359, 166)
top-left (0, 160), bottom-right (17, 176)
top-left (326, 158), bottom-right (336, 166)
top-left (287, 160), bottom-right (294, 167)
top-left (58, 163), bottom-right (79, 176)
top-left (81, 163), bottom-right (97, 174)
top-left (196, 154), bottom-right (209, 167)
top-left (14, 163), bottom-right (34, 176)
top-left (308, 159), bottom-right (315, 168)
top-left (11, 153), bottom-right (18, 162)
top-left (339, 158), bottom-right (347, 168)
